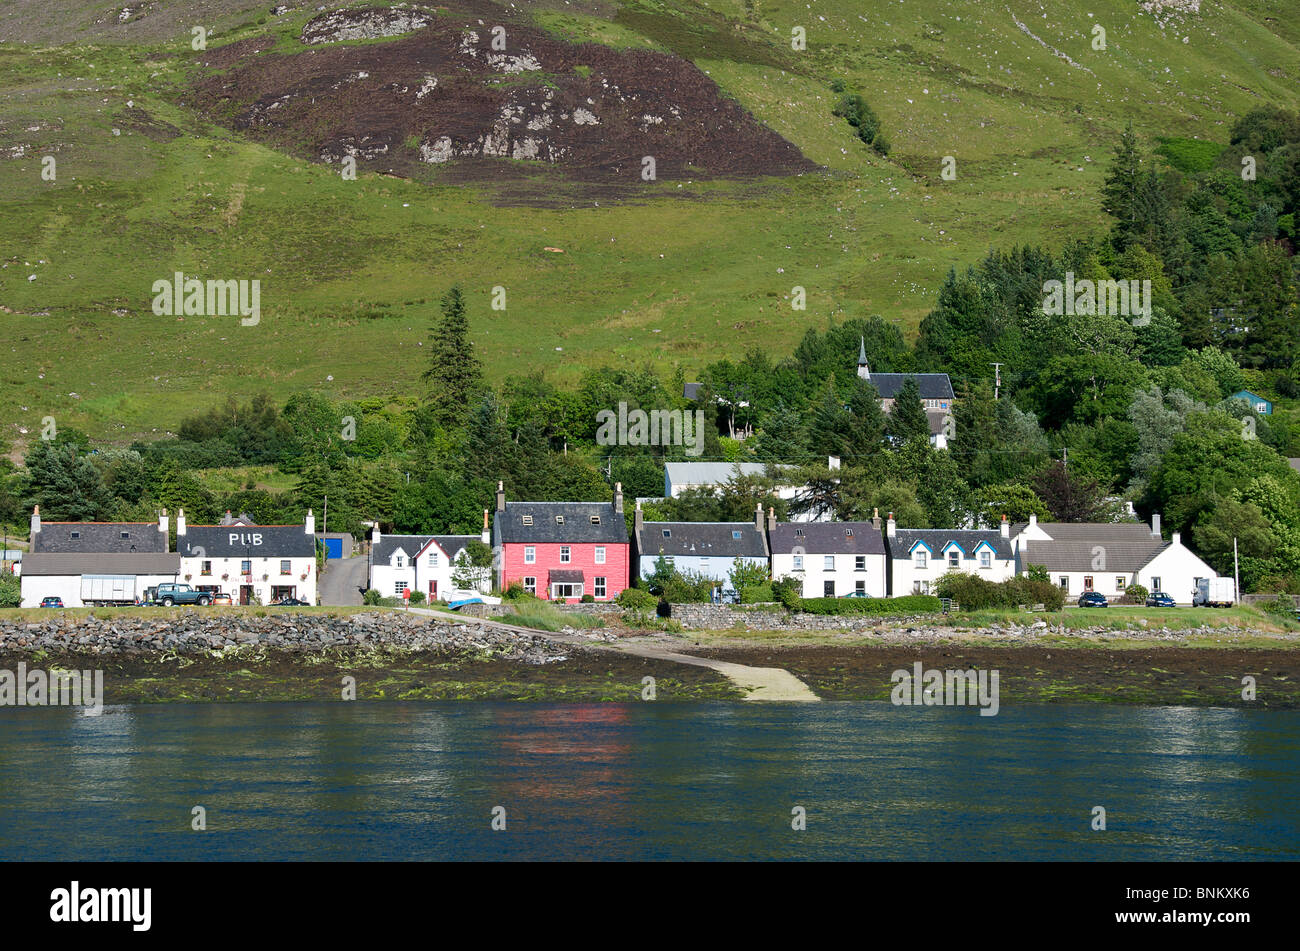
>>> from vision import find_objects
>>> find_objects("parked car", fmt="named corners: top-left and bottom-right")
top-left (1145, 591), bottom-right (1177, 608)
top-left (156, 583), bottom-right (211, 607)
top-left (40, 596), bottom-right (64, 608)
top-left (273, 597), bottom-right (311, 606)
top-left (841, 591), bottom-right (871, 598)
top-left (1077, 591), bottom-right (1109, 608)
top-left (212, 593), bottom-right (233, 605)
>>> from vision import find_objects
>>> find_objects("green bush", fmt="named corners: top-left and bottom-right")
top-left (503, 582), bottom-right (540, 602)
top-left (771, 575), bottom-right (802, 610)
top-left (408, 590), bottom-right (426, 605)
top-left (362, 588), bottom-right (381, 605)
top-left (616, 587), bottom-right (658, 610)
top-left (581, 593), bottom-right (595, 603)
top-left (1122, 583), bottom-right (1149, 605)
top-left (728, 560), bottom-right (770, 593)
top-left (833, 92), bottom-right (880, 145)
top-left (0, 573), bottom-right (19, 608)
top-left (935, 572), bottom-right (1065, 611)
top-left (797, 595), bottom-right (942, 616)
top-left (1262, 595), bottom-right (1297, 618)
top-left (738, 583), bottom-right (774, 604)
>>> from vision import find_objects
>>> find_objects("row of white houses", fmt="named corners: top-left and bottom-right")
top-left (631, 504), bottom-right (1221, 605)
top-left (19, 507), bottom-right (319, 607)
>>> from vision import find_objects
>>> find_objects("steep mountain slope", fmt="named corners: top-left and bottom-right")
top-left (0, 0), bottom-right (1298, 447)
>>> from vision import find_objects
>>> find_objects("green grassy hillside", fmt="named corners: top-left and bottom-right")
top-left (1, 0), bottom-right (1298, 449)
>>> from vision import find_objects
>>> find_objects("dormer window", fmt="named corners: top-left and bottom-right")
top-left (70, 531), bottom-right (80, 539)
top-left (555, 515), bottom-right (565, 525)
top-left (794, 528), bottom-right (804, 537)
top-left (662, 529), bottom-right (671, 538)
top-left (521, 515), bottom-right (533, 526)
top-left (845, 528), bottom-right (853, 537)
top-left (590, 515), bottom-right (600, 524)
top-left (120, 531), bottom-right (130, 539)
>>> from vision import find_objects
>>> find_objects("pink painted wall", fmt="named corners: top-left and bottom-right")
top-left (500, 542), bottom-right (629, 600)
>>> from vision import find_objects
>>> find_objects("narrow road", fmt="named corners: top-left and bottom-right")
top-left (319, 555), bottom-right (368, 606)
top-left (402, 606), bottom-right (820, 702)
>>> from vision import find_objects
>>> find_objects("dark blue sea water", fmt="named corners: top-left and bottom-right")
top-left (1, 702), bottom-right (1297, 860)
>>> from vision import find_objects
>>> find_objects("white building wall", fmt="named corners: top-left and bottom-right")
top-left (771, 552), bottom-right (887, 598)
top-left (890, 550), bottom-right (1016, 596)
top-left (636, 554), bottom-right (767, 586)
top-left (1137, 544), bottom-right (1219, 606)
top-left (21, 572), bottom-right (179, 608)
top-left (179, 554), bottom-right (318, 605)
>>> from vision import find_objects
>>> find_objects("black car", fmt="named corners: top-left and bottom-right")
top-left (1077, 591), bottom-right (1109, 608)
top-left (273, 597), bottom-right (311, 606)
top-left (1145, 591), bottom-right (1177, 608)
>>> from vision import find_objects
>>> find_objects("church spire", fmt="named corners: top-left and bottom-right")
top-left (857, 335), bottom-right (869, 380)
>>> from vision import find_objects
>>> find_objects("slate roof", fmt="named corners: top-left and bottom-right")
top-left (1014, 522), bottom-right (1168, 572)
top-left (887, 529), bottom-right (1013, 561)
top-left (179, 525), bottom-right (316, 559)
top-left (494, 502), bottom-right (628, 545)
top-left (31, 522), bottom-right (167, 554)
top-left (664, 461), bottom-right (773, 486)
top-left (425, 535), bottom-right (480, 562)
top-left (22, 552), bottom-right (180, 576)
top-left (549, 569), bottom-right (585, 583)
top-left (372, 534), bottom-right (433, 565)
top-left (868, 373), bottom-right (955, 400)
top-left (635, 521), bottom-right (768, 559)
top-left (769, 522), bottom-right (885, 556)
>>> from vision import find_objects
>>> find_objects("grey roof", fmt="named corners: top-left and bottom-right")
top-left (1015, 522), bottom-right (1168, 572)
top-left (431, 535), bottom-right (479, 561)
top-left (372, 534), bottom-right (433, 564)
top-left (22, 552), bottom-right (181, 576)
top-left (219, 511), bottom-right (258, 526)
top-left (635, 521), bottom-right (768, 559)
top-left (180, 525), bottom-right (315, 558)
top-left (683, 382), bottom-right (701, 400)
top-left (549, 569), bottom-right (585, 583)
top-left (494, 501), bottom-right (628, 545)
top-left (887, 529), bottom-right (1013, 561)
top-left (770, 521), bottom-right (885, 555)
top-left (31, 522), bottom-right (167, 554)
top-left (868, 373), bottom-right (954, 400)
top-left (664, 461), bottom-right (776, 486)
top-left (1288, 458), bottom-right (1300, 473)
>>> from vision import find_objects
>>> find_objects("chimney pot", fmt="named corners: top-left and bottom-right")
top-left (1151, 513), bottom-right (1162, 538)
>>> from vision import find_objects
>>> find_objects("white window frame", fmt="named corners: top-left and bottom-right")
top-left (594, 547), bottom-right (606, 565)
top-left (594, 577), bottom-right (606, 598)
top-left (524, 546), bottom-right (536, 564)
top-left (914, 550), bottom-right (927, 569)
top-left (560, 546), bottom-right (571, 564)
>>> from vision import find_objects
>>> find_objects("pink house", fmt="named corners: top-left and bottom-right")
top-left (491, 481), bottom-right (630, 601)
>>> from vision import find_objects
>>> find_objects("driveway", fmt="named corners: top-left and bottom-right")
top-left (319, 554), bottom-right (368, 606)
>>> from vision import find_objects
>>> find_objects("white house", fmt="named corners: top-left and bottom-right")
top-left (632, 503), bottom-right (769, 591)
top-left (662, 461), bottom-right (831, 522)
top-left (1011, 513), bottom-right (1219, 605)
top-left (177, 509), bottom-right (319, 605)
top-left (885, 515), bottom-right (1017, 595)
top-left (768, 508), bottom-right (887, 598)
top-left (368, 512), bottom-right (492, 601)
top-left (20, 506), bottom-right (180, 607)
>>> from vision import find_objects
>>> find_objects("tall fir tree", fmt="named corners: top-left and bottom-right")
top-left (423, 286), bottom-right (484, 429)
top-left (887, 377), bottom-right (932, 444)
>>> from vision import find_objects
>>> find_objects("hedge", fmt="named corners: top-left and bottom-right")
top-left (796, 595), bottom-right (943, 616)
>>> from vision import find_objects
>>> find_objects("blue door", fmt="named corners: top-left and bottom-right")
top-left (324, 537), bottom-right (343, 559)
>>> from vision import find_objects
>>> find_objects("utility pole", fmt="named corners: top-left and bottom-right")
top-left (323, 494), bottom-right (327, 536)
top-left (990, 362), bottom-right (1004, 400)
top-left (1062, 447), bottom-right (1068, 472)
top-left (1233, 536), bottom-right (1240, 604)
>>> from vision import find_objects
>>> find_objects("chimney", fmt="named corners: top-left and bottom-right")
top-left (30, 505), bottom-right (40, 547)
top-left (305, 508), bottom-right (316, 536)
top-left (373, 523), bottom-right (382, 545)
top-left (1151, 513), bottom-right (1161, 538)
top-left (755, 501), bottom-right (764, 532)
top-left (1171, 531), bottom-right (1180, 547)
top-left (1000, 514), bottom-right (1009, 538)
top-left (496, 480), bottom-right (505, 513)
top-left (886, 512), bottom-right (896, 538)
top-left (634, 500), bottom-right (644, 533)
top-left (614, 482), bottom-right (624, 514)
top-left (159, 508), bottom-right (169, 549)
top-left (871, 507), bottom-right (881, 531)
top-left (176, 508), bottom-right (187, 538)
top-left (1028, 513), bottom-right (1037, 529)
top-left (767, 505), bottom-right (776, 533)
top-left (481, 509), bottom-right (490, 544)
top-left (828, 455), bottom-right (841, 470)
